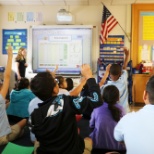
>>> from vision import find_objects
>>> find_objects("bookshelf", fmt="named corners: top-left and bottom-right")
top-left (98, 35), bottom-right (124, 82)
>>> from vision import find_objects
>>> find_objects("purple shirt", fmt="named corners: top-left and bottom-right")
top-left (89, 102), bottom-right (126, 150)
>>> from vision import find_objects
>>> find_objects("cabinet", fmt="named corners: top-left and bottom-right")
top-left (131, 4), bottom-right (154, 104)
top-left (132, 74), bottom-right (150, 103)
top-left (98, 35), bottom-right (124, 82)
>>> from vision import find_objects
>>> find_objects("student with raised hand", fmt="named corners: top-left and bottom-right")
top-left (46, 64), bottom-right (58, 78)
top-left (0, 46), bottom-right (27, 146)
top-left (89, 85), bottom-right (126, 153)
top-left (66, 77), bottom-right (74, 91)
top-left (57, 75), bottom-right (86, 96)
top-left (100, 47), bottom-right (130, 113)
top-left (114, 75), bottom-right (154, 154)
top-left (30, 64), bottom-right (102, 154)
top-left (28, 65), bottom-right (59, 143)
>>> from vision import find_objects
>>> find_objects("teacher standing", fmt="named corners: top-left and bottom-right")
top-left (15, 47), bottom-right (28, 81)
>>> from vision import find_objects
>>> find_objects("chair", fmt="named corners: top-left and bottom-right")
top-left (2, 142), bottom-right (34, 154)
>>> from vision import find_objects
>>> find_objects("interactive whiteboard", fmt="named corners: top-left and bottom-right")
top-left (31, 25), bottom-right (93, 75)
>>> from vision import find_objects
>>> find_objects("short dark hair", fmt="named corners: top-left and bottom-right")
top-left (102, 85), bottom-right (121, 122)
top-left (146, 75), bottom-right (154, 104)
top-left (110, 64), bottom-right (121, 76)
top-left (16, 78), bottom-right (29, 90)
top-left (66, 78), bottom-right (74, 91)
top-left (30, 72), bottom-right (56, 101)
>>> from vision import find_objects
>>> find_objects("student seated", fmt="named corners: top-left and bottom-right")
top-left (114, 75), bottom-right (154, 154)
top-left (28, 67), bottom-right (58, 143)
top-left (56, 75), bottom-right (86, 96)
top-left (0, 46), bottom-right (27, 146)
top-left (100, 47), bottom-right (130, 113)
top-left (29, 64), bottom-right (102, 154)
top-left (89, 85), bottom-right (126, 153)
top-left (7, 78), bottom-right (35, 123)
top-left (66, 77), bottom-right (74, 91)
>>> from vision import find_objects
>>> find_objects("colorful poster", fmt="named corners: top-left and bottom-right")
top-left (2, 29), bottom-right (27, 54)
top-left (35, 12), bottom-right (43, 22)
top-left (16, 12), bottom-right (24, 22)
top-left (26, 12), bottom-right (34, 22)
top-left (139, 44), bottom-right (151, 62)
top-left (8, 12), bottom-right (15, 21)
top-left (141, 12), bottom-right (154, 40)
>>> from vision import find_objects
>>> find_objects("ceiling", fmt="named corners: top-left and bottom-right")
top-left (0, 0), bottom-right (154, 6)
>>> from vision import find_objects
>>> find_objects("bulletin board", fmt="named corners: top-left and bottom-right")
top-left (131, 4), bottom-right (154, 67)
top-left (2, 29), bottom-right (27, 54)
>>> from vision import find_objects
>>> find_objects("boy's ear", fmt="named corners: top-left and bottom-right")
top-left (143, 90), bottom-right (148, 104)
top-left (52, 85), bottom-right (59, 95)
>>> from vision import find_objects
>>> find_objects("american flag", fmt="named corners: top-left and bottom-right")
top-left (100, 6), bottom-right (118, 44)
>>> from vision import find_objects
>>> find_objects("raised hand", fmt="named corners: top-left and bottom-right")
top-left (80, 64), bottom-right (93, 80)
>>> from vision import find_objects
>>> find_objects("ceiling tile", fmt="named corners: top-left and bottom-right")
top-left (42, 1), bottom-right (65, 5)
top-left (136, 0), bottom-right (154, 2)
top-left (111, 0), bottom-right (136, 5)
top-left (0, 0), bottom-right (20, 5)
top-left (0, 0), bottom-right (154, 6)
top-left (89, 0), bottom-right (103, 5)
top-left (65, 0), bottom-right (89, 5)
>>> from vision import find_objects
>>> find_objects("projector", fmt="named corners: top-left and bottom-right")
top-left (56, 9), bottom-right (74, 24)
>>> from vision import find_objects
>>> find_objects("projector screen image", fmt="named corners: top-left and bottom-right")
top-left (32, 26), bottom-right (92, 75)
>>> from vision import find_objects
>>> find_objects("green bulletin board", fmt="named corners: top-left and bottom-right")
top-left (2, 29), bottom-right (27, 54)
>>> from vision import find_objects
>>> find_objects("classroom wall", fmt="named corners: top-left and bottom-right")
top-left (0, 4), bottom-right (131, 90)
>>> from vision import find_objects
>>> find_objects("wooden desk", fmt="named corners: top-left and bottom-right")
top-left (132, 74), bottom-right (150, 103)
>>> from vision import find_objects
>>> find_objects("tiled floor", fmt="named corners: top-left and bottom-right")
top-left (129, 103), bottom-right (145, 112)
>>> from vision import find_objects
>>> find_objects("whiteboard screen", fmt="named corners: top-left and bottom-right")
top-left (31, 26), bottom-right (93, 75)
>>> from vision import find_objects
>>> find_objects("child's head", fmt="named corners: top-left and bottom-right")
top-left (30, 72), bottom-right (59, 101)
top-left (102, 85), bottom-right (121, 122)
top-left (16, 78), bottom-right (30, 90)
top-left (102, 85), bottom-right (119, 105)
top-left (145, 75), bottom-right (154, 104)
top-left (109, 64), bottom-right (122, 81)
top-left (66, 78), bottom-right (74, 91)
top-left (56, 76), bottom-right (67, 89)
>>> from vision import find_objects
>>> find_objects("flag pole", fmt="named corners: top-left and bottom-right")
top-left (101, 2), bottom-right (131, 42)
top-left (117, 23), bottom-right (131, 42)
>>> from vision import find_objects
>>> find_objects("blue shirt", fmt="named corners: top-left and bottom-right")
top-left (89, 102), bottom-right (126, 150)
top-left (7, 89), bottom-right (35, 118)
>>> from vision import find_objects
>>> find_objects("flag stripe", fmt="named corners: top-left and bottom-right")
top-left (100, 6), bottom-right (118, 44)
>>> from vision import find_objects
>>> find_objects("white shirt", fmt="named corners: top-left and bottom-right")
top-left (28, 97), bottom-right (43, 114)
top-left (101, 70), bottom-right (130, 113)
top-left (58, 88), bottom-right (70, 95)
top-left (114, 104), bottom-right (154, 154)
